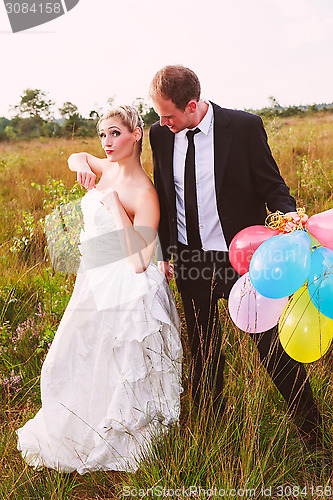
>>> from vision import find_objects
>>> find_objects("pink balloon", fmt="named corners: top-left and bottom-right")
top-left (306, 208), bottom-right (333, 251)
top-left (228, 273), bottom-right (289, 333)
top-left (229, 225), bottom-right (280, 275)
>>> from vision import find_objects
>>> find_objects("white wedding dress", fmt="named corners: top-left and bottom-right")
top-left (16, 188), bottom-right (183, 474)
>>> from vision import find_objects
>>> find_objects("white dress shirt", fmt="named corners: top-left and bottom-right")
top-left (173, 101), bottom-right (228, 251)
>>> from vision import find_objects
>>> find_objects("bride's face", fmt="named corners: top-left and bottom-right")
top-left (99, 117), bottom-right (138, 162)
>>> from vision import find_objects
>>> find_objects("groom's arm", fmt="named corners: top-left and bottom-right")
top-left (248, 114), bottom-right (296, 212)
top-left (150, 126), bottom-right (174, 283)
top-left (152, 166), bottom-right (174, 282)
top-left (150, 127), bottom-right (173, 261)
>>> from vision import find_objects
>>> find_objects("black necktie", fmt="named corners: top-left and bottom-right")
top-left (184, 128), bottom-right (202, 249)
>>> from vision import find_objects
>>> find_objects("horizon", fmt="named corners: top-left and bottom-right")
top-left (1, 97), bottom-right (333, 122)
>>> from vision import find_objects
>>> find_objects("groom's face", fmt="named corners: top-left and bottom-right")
top-left (152, 96), bottom-right (193, 133)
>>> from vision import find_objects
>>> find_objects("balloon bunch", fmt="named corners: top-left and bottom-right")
top-left (228, 208), bottom-right (333, 363)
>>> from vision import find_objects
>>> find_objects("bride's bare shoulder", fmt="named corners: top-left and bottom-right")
top-left (131, 171), bottom-right (159, 211)
top-left (138, 170), bottom-right (158, 197)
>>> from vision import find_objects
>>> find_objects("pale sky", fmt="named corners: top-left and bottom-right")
top-left (1, 0), bottom-right (332, 118)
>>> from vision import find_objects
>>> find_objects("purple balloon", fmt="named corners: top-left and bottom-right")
top-left (228, 273), bottom-right (289, 333)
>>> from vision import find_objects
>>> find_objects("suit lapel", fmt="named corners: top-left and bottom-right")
top-left (212, 102), bottom-right (232, 196)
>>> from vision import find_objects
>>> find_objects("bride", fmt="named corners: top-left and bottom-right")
top-left (16, 105), bottom-right (183, 474)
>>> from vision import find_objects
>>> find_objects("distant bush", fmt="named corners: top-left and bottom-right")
top-left (251, 103), bottom-right (333, 119)
top-left (0, 117), bottom-right (10, 140)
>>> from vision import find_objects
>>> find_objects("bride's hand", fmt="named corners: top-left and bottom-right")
top-left (77, 166), bottom-right (96, 190)
top-left (100, 190), bottom-right (119, 211)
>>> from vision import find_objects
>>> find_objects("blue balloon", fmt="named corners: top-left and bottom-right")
top-left (308, 247), bottom-right (333, 320)
top-left (249, 230), bottom-right (311, 299)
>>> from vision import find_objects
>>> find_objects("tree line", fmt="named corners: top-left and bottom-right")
top-left (0, 89), bottom-right (332, 142)
top-left (0, 90), bottom-right (159, 141)
top-left (248, 96), bottom-right (333, 119)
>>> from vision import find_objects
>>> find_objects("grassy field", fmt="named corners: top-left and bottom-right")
top-left (1, 113), bottom-right (333, 499)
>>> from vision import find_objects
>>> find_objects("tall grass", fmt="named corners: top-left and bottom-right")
top-left (265, 113), bottom-right (333, 213)
top-left (1, 114), bottom-right (333, 498)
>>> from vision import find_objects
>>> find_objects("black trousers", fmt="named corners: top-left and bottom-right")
top-left (174, 242), bottom-right (323, 440)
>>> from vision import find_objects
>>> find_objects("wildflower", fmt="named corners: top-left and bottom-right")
top-left (1, 369), bottom-right (22, 394)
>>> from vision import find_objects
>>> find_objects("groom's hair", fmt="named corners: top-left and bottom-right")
top-left (149, 65), bottom-right (201, 111)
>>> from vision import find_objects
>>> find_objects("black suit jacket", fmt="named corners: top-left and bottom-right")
top-left (150, 102), bottom-right (296, 261)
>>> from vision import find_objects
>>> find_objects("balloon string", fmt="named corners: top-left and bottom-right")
top-left (265, 207), bottom-right (306, 232)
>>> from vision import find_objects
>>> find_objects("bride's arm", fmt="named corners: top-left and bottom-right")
top-left (68, 153), bottom-right (107, 190)
top-left (100, 189), bottom-right (159, 274)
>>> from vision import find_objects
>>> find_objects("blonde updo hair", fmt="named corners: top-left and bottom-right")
top-left (97, 105), bottom-right (144, 154)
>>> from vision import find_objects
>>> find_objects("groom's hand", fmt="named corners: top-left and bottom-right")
top-left (284, 211), bottom-right (308, 232)
top-left (158, 261), bottom-right (174, 284)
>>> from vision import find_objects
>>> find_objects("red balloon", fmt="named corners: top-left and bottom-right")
top-left (229, 225), bottom-right (280, 275)
top-left (306, 208), bottom-right (333, 251)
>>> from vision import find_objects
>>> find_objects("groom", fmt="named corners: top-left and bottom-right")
top-left (149, 65), bottom-right (325, 447)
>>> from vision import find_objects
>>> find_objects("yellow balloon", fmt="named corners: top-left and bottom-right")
top-left (279, 285), bottom-right (333, 363)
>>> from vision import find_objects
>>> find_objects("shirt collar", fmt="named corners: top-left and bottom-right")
top-left (196, 100), bottom-right (213, 136)
top-left (178, 100), bottom-right (213, 138)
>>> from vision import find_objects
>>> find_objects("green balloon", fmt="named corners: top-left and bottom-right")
top-left (307, 231), bottom-right (321, 252)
